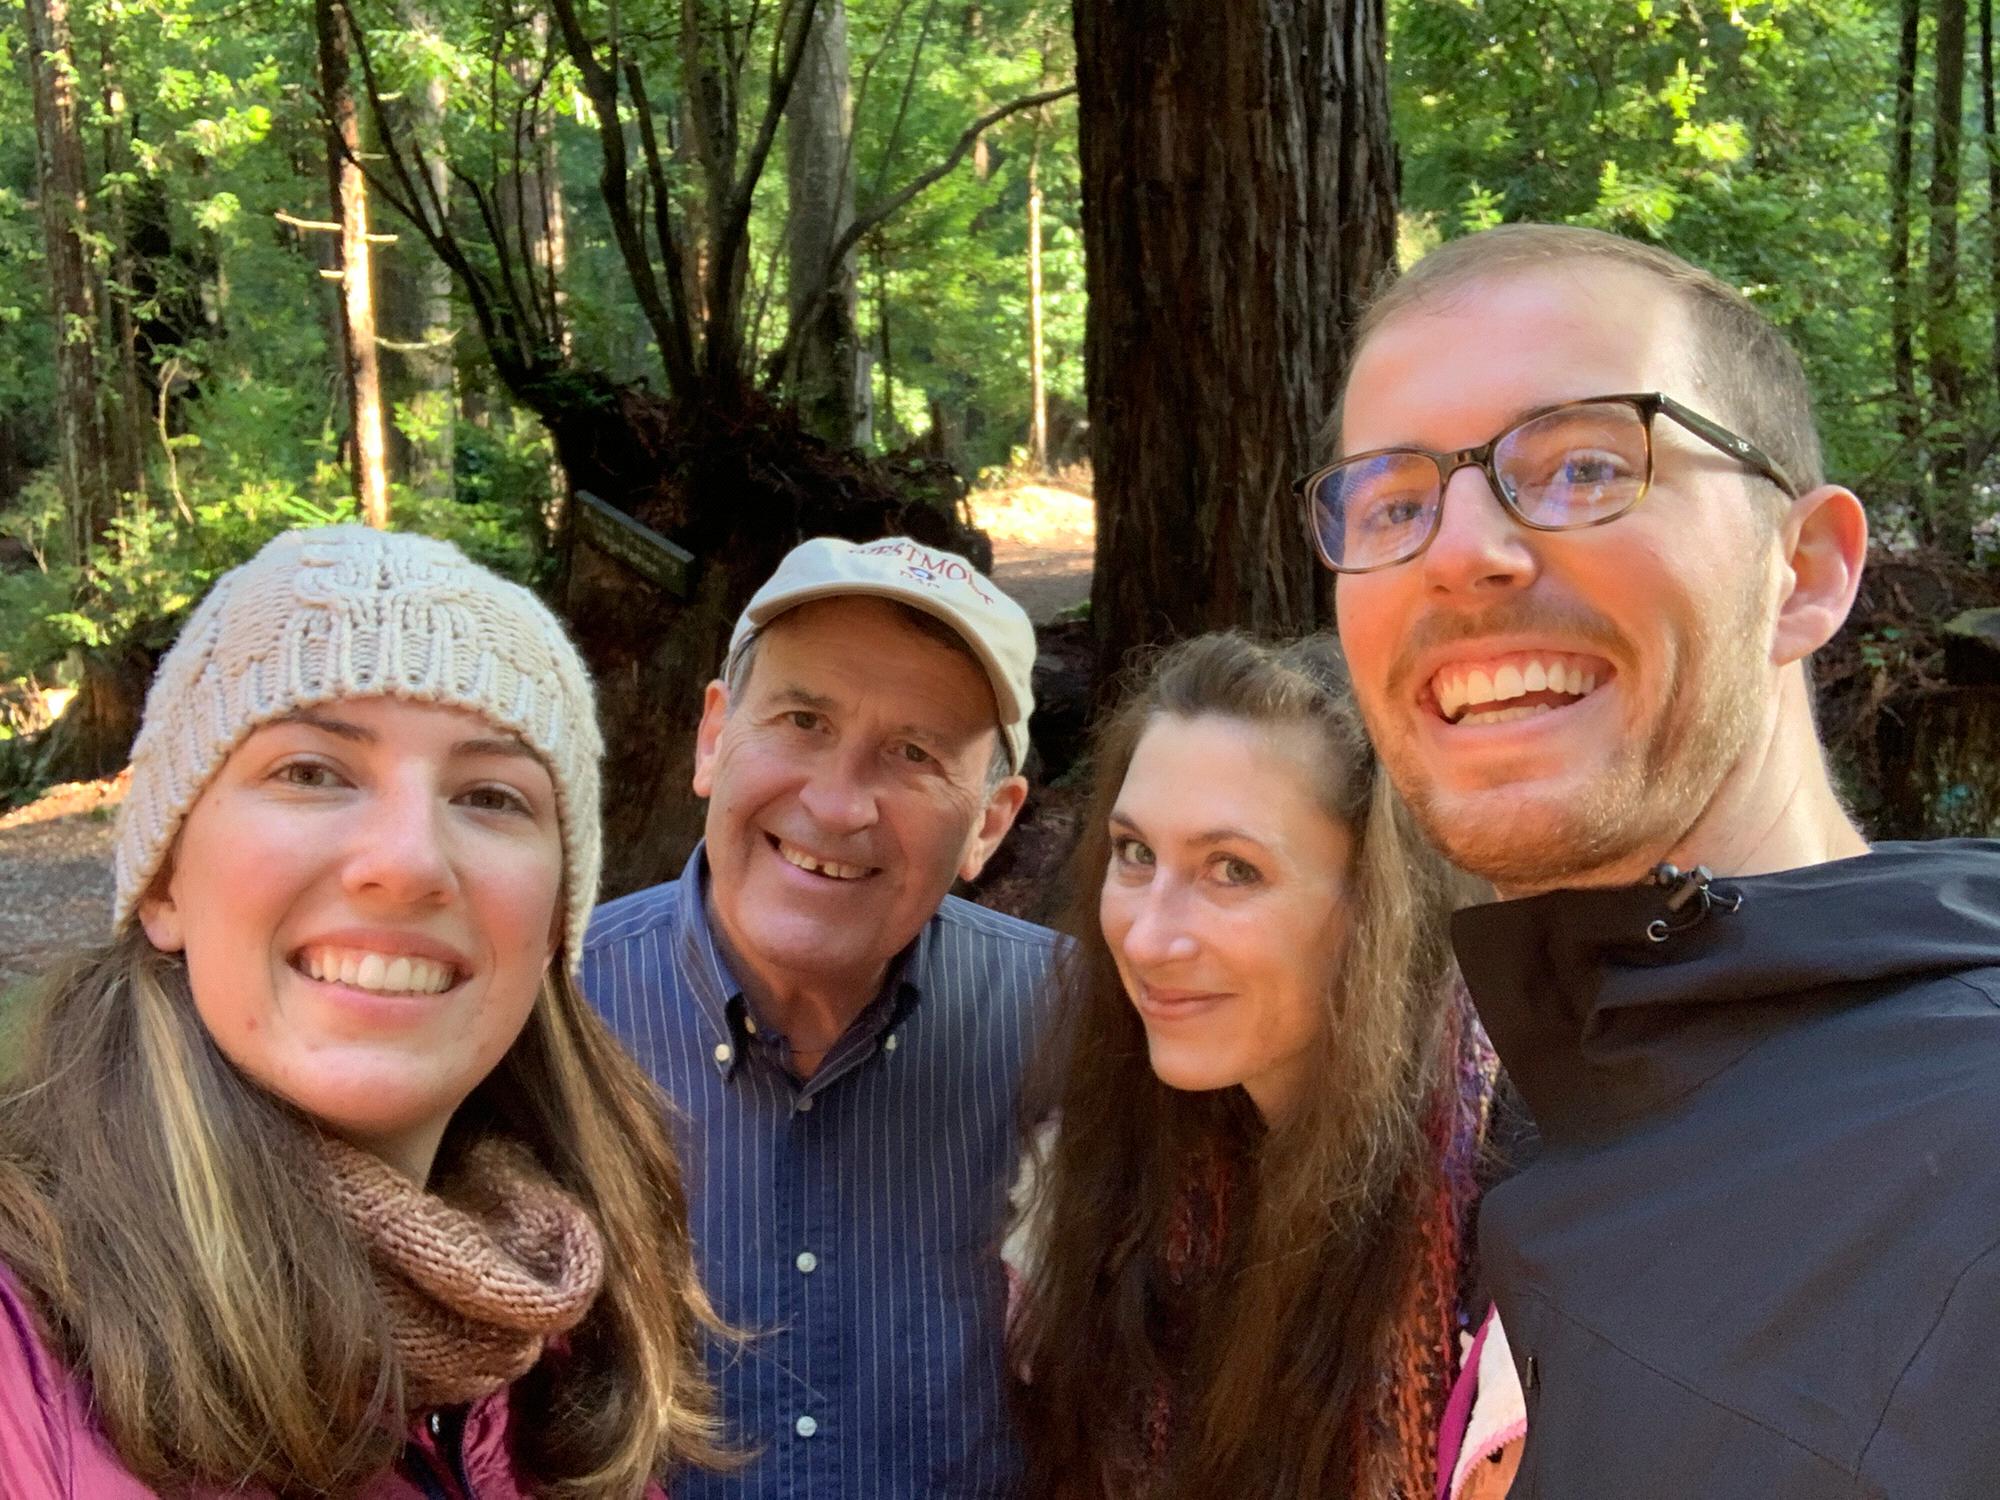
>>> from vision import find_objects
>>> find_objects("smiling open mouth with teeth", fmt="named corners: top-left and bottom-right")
top-left (1430, 652), bottom-right (1611, 727)
top-left (771, 835), bottom-right (876, 882)
top-left (294, 945), bottom-right (459, 995)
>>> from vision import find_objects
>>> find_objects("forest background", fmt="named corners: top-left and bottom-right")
top-left (4, 0), bottom-right (2000, 930)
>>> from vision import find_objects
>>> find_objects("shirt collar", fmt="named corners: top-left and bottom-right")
top-left (675, 841), bottom-right (931, 1081)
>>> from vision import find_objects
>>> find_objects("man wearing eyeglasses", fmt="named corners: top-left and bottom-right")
top-left (1320, 224), bottom-right (2000, 1498)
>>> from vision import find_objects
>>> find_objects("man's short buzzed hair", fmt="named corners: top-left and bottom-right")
top-left (1341, 223), bottom-right (1826, 495)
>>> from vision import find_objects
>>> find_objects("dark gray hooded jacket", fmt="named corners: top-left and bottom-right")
top-left (1455, 841), bottom-right (2000, 1500)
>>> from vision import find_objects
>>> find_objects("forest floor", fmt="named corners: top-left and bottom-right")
top-left (968, 474), bottom-right (1094, 623)
top-left (0, 480), bottom-right (1097, 984)
top-left (0, 775), bottom-right (123, 988)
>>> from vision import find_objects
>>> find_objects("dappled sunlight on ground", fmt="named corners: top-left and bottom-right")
top-left (967, 480), bottom-right (1095, 550)
top-left (968, 474), bottom-right (1095, 625)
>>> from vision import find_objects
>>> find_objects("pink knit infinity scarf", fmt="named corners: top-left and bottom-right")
top-left (316, 1134), bottom-right (606, 1408)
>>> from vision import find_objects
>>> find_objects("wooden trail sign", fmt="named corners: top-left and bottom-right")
top-left (572, 490), bottom-right (697, 599)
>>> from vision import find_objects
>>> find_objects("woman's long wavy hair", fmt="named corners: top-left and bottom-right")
top-left (0, 925), bottom-right (728, 1497)
top-left (1010, 631), bottom-right (1467, 1498)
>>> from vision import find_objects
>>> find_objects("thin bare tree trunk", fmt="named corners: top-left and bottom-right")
top-left (1929, 0), bottom-right (1971, 552)
top-left (25, 0), bottom-right (114, 558)
top-left (503, 12), bottom-right (570, 355)
top-left (317, 0), bottom-right (390, 527)
top-left (97, 37), bottom-right (147, 506)
top-left (1026, 125), bottom-right (1047, 472)
top-left (1983, 0), bottom-right (2000, 401)
top-left (785, 0), bottom-right (862, 442)
top-left (1889, 0), bottom-right (1922, 493)
top-left (378, 17), bottom-right (455, 500)
top-left (875, 247), bottom-right (896, 444)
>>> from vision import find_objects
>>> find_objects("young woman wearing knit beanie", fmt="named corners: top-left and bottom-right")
top-left (0, 526), bottom-right (726, 1496)
top-left (1007, 632), bottom-right (1521, 1500)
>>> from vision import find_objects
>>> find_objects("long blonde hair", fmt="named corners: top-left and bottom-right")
top-left (0, 927), bottom-right (726, 1496)
top-left (1010, 631), bottom-right (1466, 1497)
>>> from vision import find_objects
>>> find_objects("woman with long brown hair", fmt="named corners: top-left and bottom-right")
top-left (0, 526), bottom-right (725, 1496)
top-left (1008, 631), bottom-right (1512, 1499)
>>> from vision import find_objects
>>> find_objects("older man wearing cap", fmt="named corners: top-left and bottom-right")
top-left (584, 536), bottom-right (1054, 1499)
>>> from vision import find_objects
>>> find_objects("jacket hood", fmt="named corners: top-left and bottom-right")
top-left (1451, 839), bottom-right (2000, 1141)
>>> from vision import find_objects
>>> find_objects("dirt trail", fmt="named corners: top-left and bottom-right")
top-left (970, 480), bottom-right (1093, 624)
top-left (0, 777), bottom-right (123, 987)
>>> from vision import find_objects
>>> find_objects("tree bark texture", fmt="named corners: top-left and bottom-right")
top-left (24, 0), bottom-right (114, 559)
top-left (785, 0), bottom-right (864, 443)
top-left (317, 0), bottom-right (391, 527)
top-left (1888, 0), bottom-right (1922, 479)
top-left (1073, 0), bottom-right (1396, 691)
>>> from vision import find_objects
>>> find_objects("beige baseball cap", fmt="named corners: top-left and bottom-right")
top-left (729, 535), bottom-right (1037, 771)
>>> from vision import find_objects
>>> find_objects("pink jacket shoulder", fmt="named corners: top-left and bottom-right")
top-left (0, 1264), bottom-right (656, 1498)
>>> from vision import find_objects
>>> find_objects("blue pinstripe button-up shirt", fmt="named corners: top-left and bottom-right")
top-left (583, 847), bottom-right (1057, 1500)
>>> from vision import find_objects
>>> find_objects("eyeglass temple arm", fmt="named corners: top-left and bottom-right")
top-left (1654, 395), bottom-right (1800, 499)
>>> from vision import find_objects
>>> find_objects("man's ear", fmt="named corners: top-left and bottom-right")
top-left (137, 867), bottom-right (187, 954)
top-left (1773, 484), bottom-right (1868, 668)
top-left (692, 679), bottom-right (730, 798)
top-left (957, 773), bottom-right (1030, 883)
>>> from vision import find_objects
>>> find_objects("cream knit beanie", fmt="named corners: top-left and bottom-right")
top-left (112, 526), bottom-right (604, 969)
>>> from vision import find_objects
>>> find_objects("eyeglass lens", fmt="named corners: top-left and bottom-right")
top-left (1310, 400), bottom-right (1652, 570)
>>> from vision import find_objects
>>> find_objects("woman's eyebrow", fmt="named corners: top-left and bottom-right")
top-left (1192, 825), bottom-right (1267, 847)
top-left (268, 711), bottom-right (537, 763)
top-left (453, 735), bottom-right (540, 761)
top-left (269, 707), bottom-right (372, 741)
top-left (1109, 809), bottom-right (1271, 849)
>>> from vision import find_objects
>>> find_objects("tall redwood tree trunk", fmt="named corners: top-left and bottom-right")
top-left (24, 0), bottom-right (113, 559)
top-left (26, 0), bottom-right (149, 781)
top-left (1074, 0), bottom-right (1396, 691)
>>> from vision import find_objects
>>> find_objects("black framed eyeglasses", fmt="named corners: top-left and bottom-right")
top-left (1296, 392), bottom-right (1799, 575)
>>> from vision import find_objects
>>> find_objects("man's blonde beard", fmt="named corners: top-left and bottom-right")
top-left (1396, 573), bottom-right (1774, 892)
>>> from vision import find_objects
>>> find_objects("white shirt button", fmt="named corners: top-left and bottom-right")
top-left (882, 1034), bottom-right (899, 1053)
top-left (795, 1094), bottom-right (815, 1112)
top-left (713, 1042), bottom-right (732, 1065)
top-left (743, 1015), bottom-right (758, 1034)
top-left (794, 1414), bottom-right (818, 1439)
top-left (796, 1251), bottom-right (818, 1274)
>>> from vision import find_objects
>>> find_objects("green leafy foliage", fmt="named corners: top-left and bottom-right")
top-left (1390, 0), bottom-right (1979, 540)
